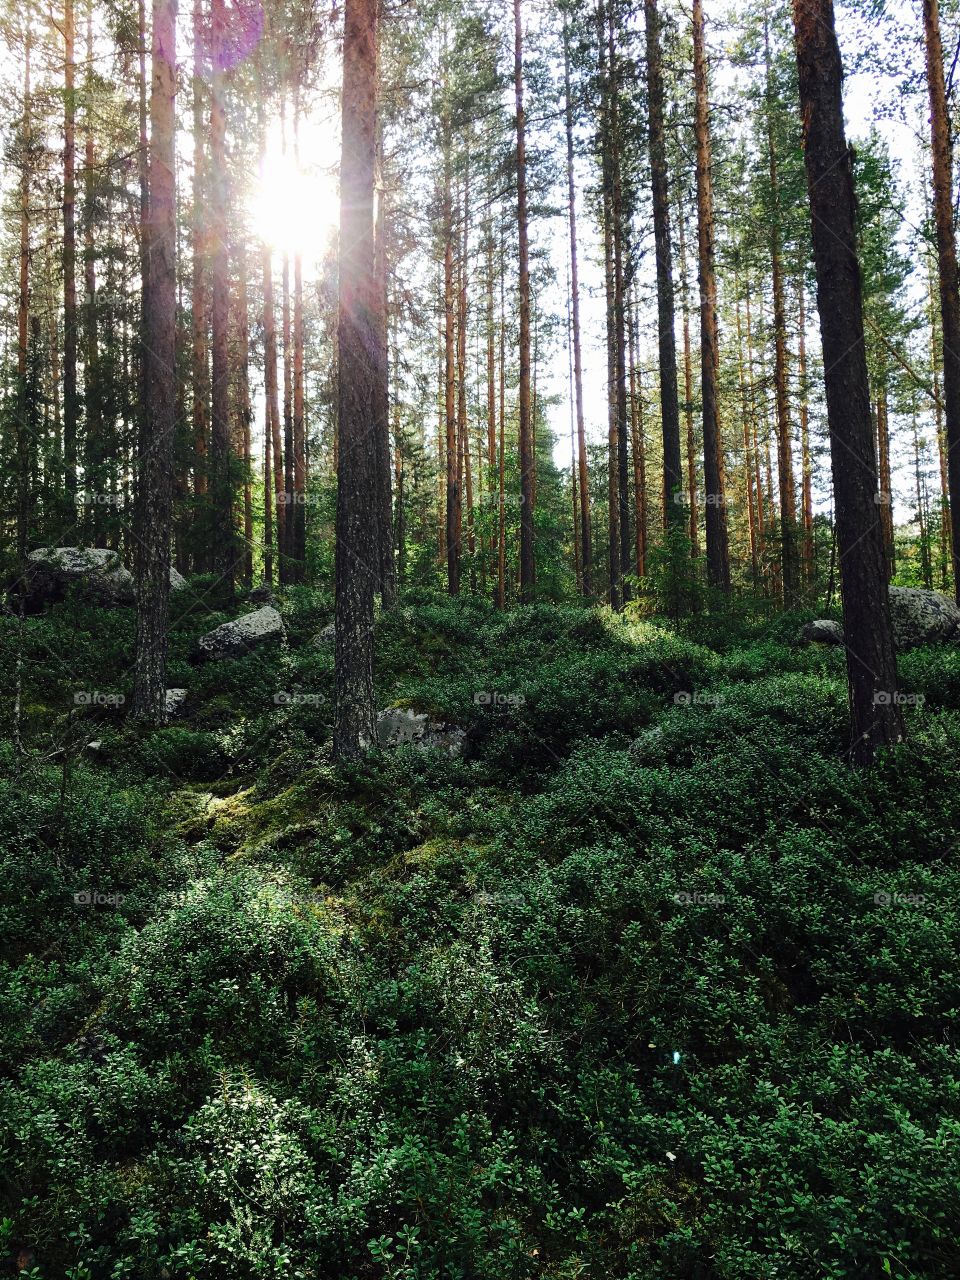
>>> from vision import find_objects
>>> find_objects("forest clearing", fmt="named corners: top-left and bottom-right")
top-left (2, 0), bottom-right (960, 1273)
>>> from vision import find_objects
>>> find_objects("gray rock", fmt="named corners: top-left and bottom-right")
top-left (802, 590), bottom-right (960, 651)
top-left (196, 605), bottom-right (284, 660)
top-left (164, 688), bottom-right (188, 718)
top-left (889, 587), bottom-right (960, 649)
top-left (801, 619), bottom-right (844, 646)
top-left (248, 584), bottom-right (277, 605)
top-left (22, 547), bottom-right (187, 609)
top-left (24, 546), bottom-right (135, 607)
top-left (313, 622), bottom-right (336, 645)
top-left (376, 706), bottom-right (466, 756)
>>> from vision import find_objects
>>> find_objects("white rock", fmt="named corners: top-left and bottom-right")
top-left (164, 688), bottom-right (188, 717)
top-left (196, 605), bottom-right (284, 660)
top-left (25, 546), bottom-right (135, 606)
top-left (376, 706), bottom-right (466, 756)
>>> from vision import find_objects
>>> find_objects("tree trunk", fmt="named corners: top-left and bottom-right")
top-left (373, 131), bottom-right (394, 603)
top-left (644, 0), bottom-right (684, 528)
top-left (798, 280), bottom-right (815, 585)
top-left (83, 4), bottom-right (102, 539)
top-left (236, 247), bottom-right (253, 586)
top-left (443, 113), bottom-right (459, 595)
top-left (63, 0), bottom-right (78, 517)
top-left (924, 0), bottom-right (960, 601)
top-left (458, 162), bottom-right (475, 590)
top-left (190, 0), bottom-right (209, 579)
top-left (734, 267), bottom-right (760, 586)
top-left (599, 6), bottom-right (620, 607)
top-left (209, 0), bottom-right (233, 592)
top-left (292, 93), bottom-right (307, 581)
top-left (792, 0), bottom-right (904, 763)
top-left (334, 0), bottom-right (379, 757)
top-left (628, 291), bottom-right (647, 578)
top-left (514, 0), bottom-right (535, 599)
top-left (133, 0), bottom-right (178, 722)
top-left (693, 0), bottom-right (730, 589)
top-left (677, 200), bottom-right (699, 555)
top-left (765, 9), bottom-right (798, 602)
top-left (876, 384), bottom-right (895, 579)
top-left (563, 14), bottom-right (592, 597)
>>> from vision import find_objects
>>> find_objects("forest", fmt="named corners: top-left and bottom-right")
top-left (2, 0), bottom-right (960, 1272)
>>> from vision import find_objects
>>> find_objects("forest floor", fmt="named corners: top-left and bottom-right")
top-left (2, 586), bottom-right (959, 1278)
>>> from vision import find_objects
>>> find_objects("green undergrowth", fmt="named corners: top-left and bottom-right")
top-left (1, 588), bottom-right (959, 1277)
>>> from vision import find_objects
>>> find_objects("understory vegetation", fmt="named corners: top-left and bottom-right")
top-left (2, 586), bottom-right (959, 1278)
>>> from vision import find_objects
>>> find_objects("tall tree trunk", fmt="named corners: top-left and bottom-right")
top-left (237, 247), bottom-right (253, 586)
top-left (929, 261), bottom-right (952, 587)
top-left (607, 4), bottom-right (631, 600)
top-left (83, 3), bottom-right (101, 538)
top-left (191, 0), bottom-right (209, 565)
top-left (693, 0), bottom-right (730, 590)
top-left (924, 0), bottom-right (960, 601)
top-left (645, 0), bottom-right (684, 529)
top-left (514, 0), bottom-right (535, 599)
top-left (458, 162), bottom-right (475, 590)
top-left (16, 9), bottom-right (32, 563)
top-left (563, 13), bottom-right (592, 597)
top-left (209, 0), bottom-right (233, 592)
top-left (677, 200), bottom-right (699, 555)
top-left (599, 5), bottom-right (620, 606)
top-left (373, 129), bottom-right (394, 602)
top-left (628, 291), bottom-right (647, 578)
top-left (792, 0), bottom-right (904, 764)
top-left (765, 8), bottom-right (798, 602)
top-left (334, 0), bottom-right (379, 757)
top-left (497, 248), bottom-right (506, 609)
top-left (735, 268), bottom-right (760, 586)
top-left (798, 280), bottom-right (815, 584)
top-left (133, 0), bottom-right (178, 721)
top-left (64, 0), bottom-right (78, 517)
top-left (443, 107), bottom-right (459, 595)
top-left (876, 383), bottom-right (895, 579)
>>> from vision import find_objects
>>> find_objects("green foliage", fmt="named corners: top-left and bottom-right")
top-left (3, 592), bottom-right (960, 1277)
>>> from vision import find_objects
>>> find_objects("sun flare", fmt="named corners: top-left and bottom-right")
top-left (251, 123), bottom-right (339, 267)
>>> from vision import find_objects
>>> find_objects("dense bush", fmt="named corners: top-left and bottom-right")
top-left (2, 591), bottom-right (960, 1277)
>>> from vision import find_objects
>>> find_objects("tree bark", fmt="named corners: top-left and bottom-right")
top-left (443, 107), bottom-right (459, 595)
top-left (334, 0), bottom-right (379, 757)
top-left (209, 0), bottom-right (234, 592)
top-left (644, 0), bottom-right (684, 528)
top-left (924, 0), bottom-right (960, 601)
top-left (191, 0), bottom-right (209, 531)
top-left (693, 0), bottom-right (730, 589)
top-left (514, 0), bottom-right (535, 599)
top-left (133, 0), bottom-right (178, 722)
top-left (563, 13), bottom-right (592, 597)
top-left (373, 129), bottom-right (394, 603)
top-left (765, 8), bottom-right (798, 602)
top-left (63, 0), bottom-right (78, 516)
top-left (792, 0), bottom-right (904, 764)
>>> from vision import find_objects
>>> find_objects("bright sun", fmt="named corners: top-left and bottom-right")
top-left (251, 119), bottom-right (339, 268)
